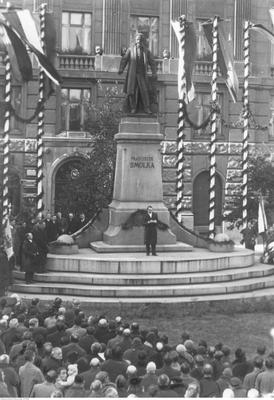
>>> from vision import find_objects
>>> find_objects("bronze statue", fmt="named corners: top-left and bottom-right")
top-left (118, 33), bottom-right (157, 114)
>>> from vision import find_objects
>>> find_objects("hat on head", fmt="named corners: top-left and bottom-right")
top-left (2, 315), bottom-right (9, 321)
top-left (176, 344), bottom-right (186, 354)
top-left (123, 328), bottom-right (131, 336)
top-left (126, 365), bottom-right (137, 376)
top-left (156, 342), bottom-right (163, 351)
top-left (247, 388), bottom-right (259, 398)
top-left (231, 377), bottom-right (242, 388)
top-left (158, 374), bottom-right (170, 387)
top-left (9, 318), bottom-right (18, 328)
top-left (29, 318), bottom-right (39, 327)
top-left (98, 318), bottom-right (108, 327)
top-left (146, 362), bottom-right (156, 373)
top-left (222, 388), bottom-right (235, 398)
top-left (0, 354), bottom-right (9, 364)
top-left (184, 339), bottom-right (195, 351)
top-left (115, 316), bottom-right (122, 323)
top-left (90, 358), bottom-right (100, 367)
top-left (223, 368), bottom-right (232, 378)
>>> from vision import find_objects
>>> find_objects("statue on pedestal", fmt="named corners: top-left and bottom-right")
top-left (118, 33), bottom-right (157, 114)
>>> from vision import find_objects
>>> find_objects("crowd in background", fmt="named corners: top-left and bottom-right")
top-left (0, 295), bottom-right (272, 397)
top-left (0, 212), bottom-right (88, 289)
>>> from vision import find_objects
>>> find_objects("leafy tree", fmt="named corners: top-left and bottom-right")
top-left (54, 84), bottom-right (123, 217)
top-left (224, 152), bottom-right (274, 228)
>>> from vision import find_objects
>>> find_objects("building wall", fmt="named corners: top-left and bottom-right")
top-left (0, 0), bottom-right (274, 232)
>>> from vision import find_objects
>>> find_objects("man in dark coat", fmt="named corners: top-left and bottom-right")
top-left (144, 205), bottom-right (158, 256)
top-left (0, 245), bottom-right (10, 296)
top-left (66, 212), bottom-right (79, 235)
top-left (21, 233), bottom-right (39, 284)
top-left (32, 221), bottom-right (48, 272)
top-left (241, 221), bottom-right (257, 250)
top-left (118, 32), bottom-right (157, 114)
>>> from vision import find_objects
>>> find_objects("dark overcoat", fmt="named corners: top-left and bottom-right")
top-left (21, 239), bottom-right (39, 273)
top-left (119, 44), bottom-right (156, 96)
top-left (144, 212), bottom-right (158, 245)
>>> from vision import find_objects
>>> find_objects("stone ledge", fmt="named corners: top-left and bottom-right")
top-left (90, 241), bottom-right (193, 253)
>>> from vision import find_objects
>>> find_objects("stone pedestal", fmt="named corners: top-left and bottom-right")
top-left (101, 116), bottom-right (177, 247)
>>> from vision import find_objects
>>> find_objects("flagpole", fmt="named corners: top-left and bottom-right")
top-left (208, 16), bottom-right (219, 239)
top-left (175, 14), bottom-right (186, 222)
top-left (2, 51), bottom-right (11, 229)
top-left (242, 20), bottom-right (250, 231)
top-left (36, 2), bottom-right (46, 218)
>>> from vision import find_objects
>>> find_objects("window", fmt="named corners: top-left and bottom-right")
top-left (130, 16), bottom-right (159, 56)
top-left (196, 20), bottom-right (212, 61)
top-left (62, 12), bottom-right (92, 54)
top-left (188, 92), bottom-right (223, 136)
top-left (0, 86), bottom-right (22, 132)
top-left (61, 88), bottom-right (91, 131)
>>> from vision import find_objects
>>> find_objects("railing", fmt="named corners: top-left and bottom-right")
top-left (58, 54), bottom-right (95, 70)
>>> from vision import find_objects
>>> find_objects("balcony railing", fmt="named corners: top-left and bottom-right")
top-left (58, 54), bottom-right (95, 70)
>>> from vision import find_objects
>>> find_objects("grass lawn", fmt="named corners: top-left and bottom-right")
top-left (56, 298), bottom-right (274, 359)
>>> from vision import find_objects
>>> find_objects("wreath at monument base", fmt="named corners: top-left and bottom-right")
top-left (122, 209), bottom-right (169, 231)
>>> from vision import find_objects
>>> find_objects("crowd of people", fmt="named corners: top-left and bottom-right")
top-left (0, 212), bottom-right (89, 287)
top-left (0, 294), bottom-right (272, 398)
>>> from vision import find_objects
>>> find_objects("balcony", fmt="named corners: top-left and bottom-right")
top-left (58, 54), bottom-right (95, 70)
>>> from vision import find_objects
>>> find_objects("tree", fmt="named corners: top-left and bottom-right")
top-left (54, 84), bottom-right (123, 217)
top-left (224, 152), bottom-right (274, 228)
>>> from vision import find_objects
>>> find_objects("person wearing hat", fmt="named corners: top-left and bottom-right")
top-left (79, 357), bottom-right (101, 391)
top-left (64, 374), bottom-right (87, 398)
top-left (94, 318), bottom-right (111, 345)
top-left (191, 355), bottom-right (205, 381)
top-left (1, 318), bottom-right (22, 353)
top-left (21, 232), bottom-right (40, 284)
top-left (101, 345), bottom-right (128, 382)
top-left (199, 363), bottom-right (220, 398)
top-left (255, 356), bottom-right (274, 396)
top-left (123, 337), bottom-right (144, 366)
top-left (30, 369), bottom-right (57, 398)
top-left (127, 375), bottom-right (143, 397)
top-left (156, 352), bottom-right (181, 380)
top-left (181, 362), bottom-right (199, 390)
top-left (232, 348), bottom-right (253, 381)
top-left (216, 367), bottom-right (233, 395)
top-left (47, 320), bottom-right (69, 347)
top-left (61, 333), bottom-right (87, 363)
top-left (115, 374), bottom-right (128, 397)
top-left (107, 326), bottom-right (124, 350)
top-left (230, 376), bottom-right (247, 397)
top-left (212, 350), bottom-right (225, 380)
top-left (141, 361), bottom-right (158, 392)
top-left (95, 370), bottom-right (117, 396)
top-left (0, 354), bottom-right (19, 396)
top-left (119, 328), bottom-right (132, 354)
top-left (243, 356), bottom-right (264, 391)
top-left (65, 315), bottom-right (87, 339)
top-left (78, 326), bottom-right (96, 354)
top-left (42, 347), bottom-right (63, 374)
top-left (156, 373), bottom-right (178, 397)
top-left (19, 349), bottom-right (44, 397)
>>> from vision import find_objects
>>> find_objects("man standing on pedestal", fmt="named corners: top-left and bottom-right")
top-left (144, 206), bottom-right (158, 256)
top-left (118, 33), bottom-right (157, 114)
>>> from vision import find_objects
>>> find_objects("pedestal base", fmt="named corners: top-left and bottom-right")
top-left (90, 241), bottom-right (193, 253)
top-left (99, 116), bottom-right (178, 248)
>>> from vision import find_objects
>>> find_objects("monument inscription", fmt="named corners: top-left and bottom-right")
top-left (130, 155), bottom-right (155, 169)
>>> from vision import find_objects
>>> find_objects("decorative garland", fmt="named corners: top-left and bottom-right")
top-left (122, 209), bottom-right (169, 231)
top-left (182, 99), bottom-right (221, 131)
top-left (5, 84), bottom-right (54, 123)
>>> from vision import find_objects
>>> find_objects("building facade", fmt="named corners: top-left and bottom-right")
top-left (1, 0), bottom-right (274, 235)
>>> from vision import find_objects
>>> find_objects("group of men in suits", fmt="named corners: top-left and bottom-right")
top-left (45, 212), bottom-right (88, 242)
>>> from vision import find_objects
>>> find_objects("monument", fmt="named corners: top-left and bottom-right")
top-left (91, 33), bottom-right (186, 252)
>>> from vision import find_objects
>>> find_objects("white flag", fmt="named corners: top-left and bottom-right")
top-left (258, 195), bottom-right (267, 235)
top-left (3, 217), bottom-right (14, 260)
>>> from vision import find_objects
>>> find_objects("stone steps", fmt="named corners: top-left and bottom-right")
top-left (12, 264), bottom-right (274, 286)
top-left (12, 268), bottom-right (274, 299)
